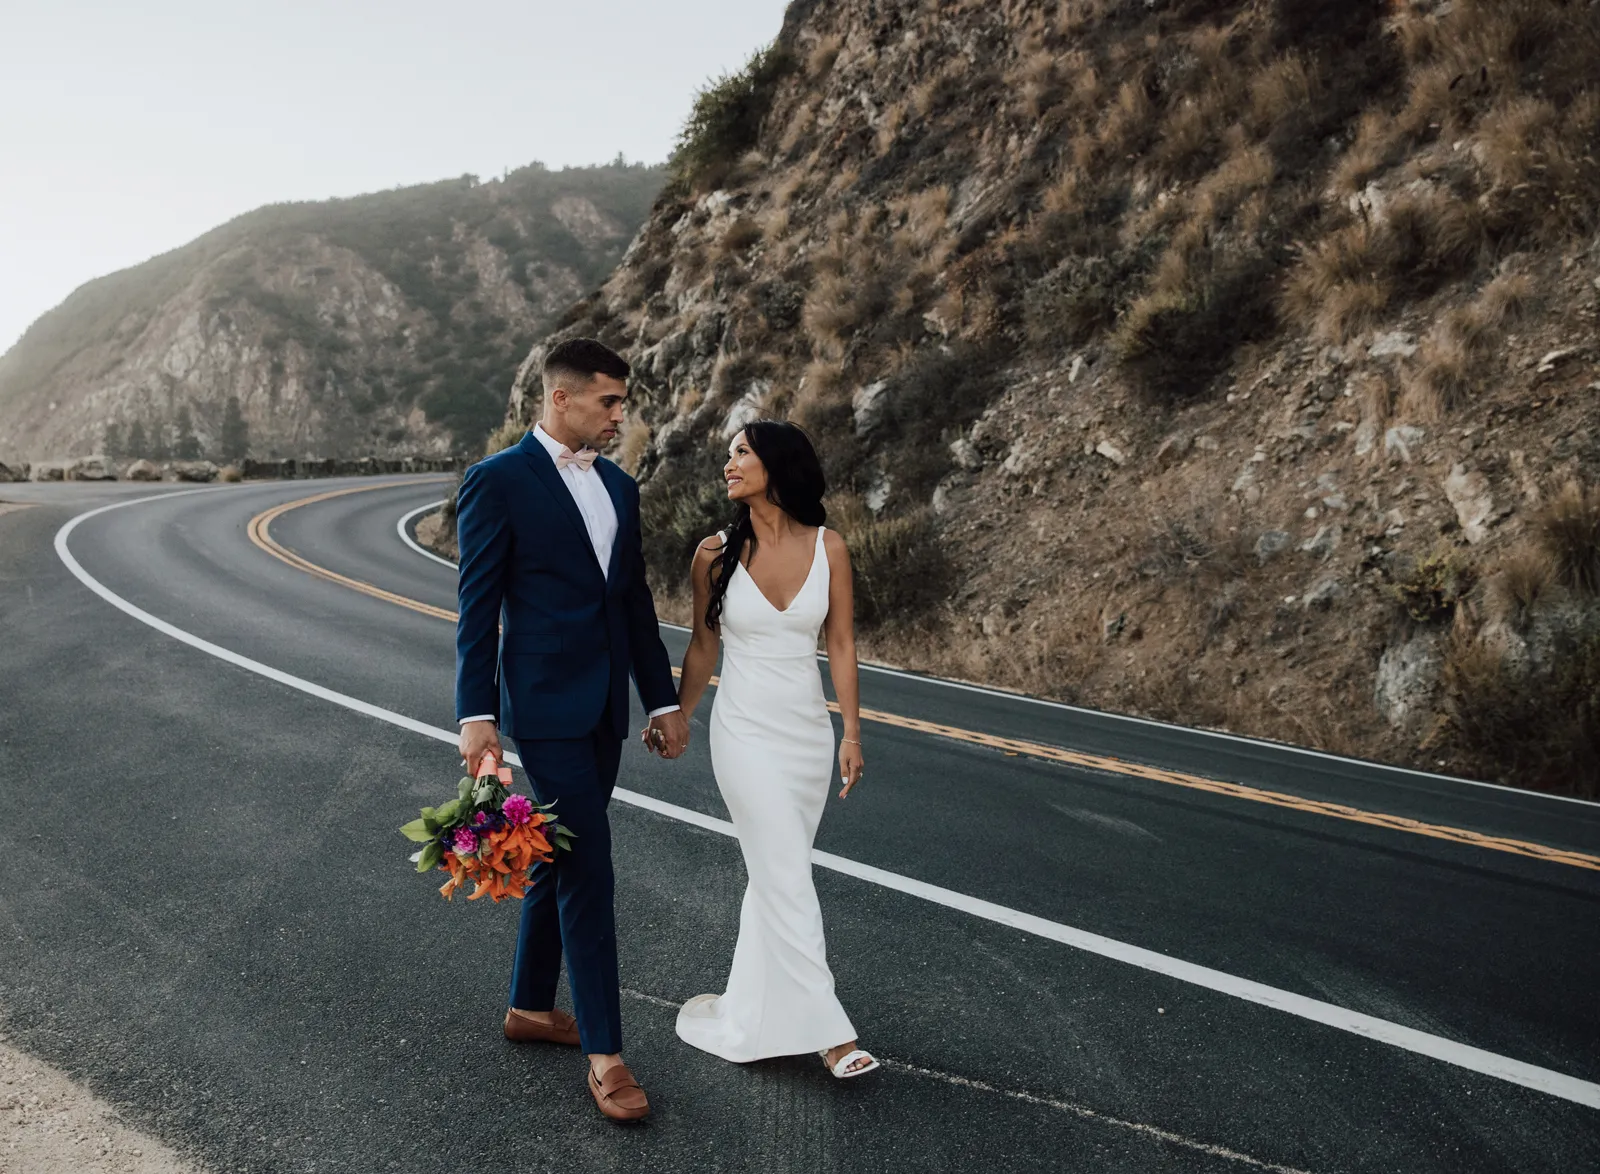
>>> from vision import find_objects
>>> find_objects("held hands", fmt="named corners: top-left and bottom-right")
top-left (459, 720), bottom-right (502, 774)
top-left (640, 710), bottom-right (691, 759)
top-left (838, 739), bottom-right (864, 798)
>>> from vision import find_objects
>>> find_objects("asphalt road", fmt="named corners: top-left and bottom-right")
top-left (1, 475), bottom-right (1597, 1174)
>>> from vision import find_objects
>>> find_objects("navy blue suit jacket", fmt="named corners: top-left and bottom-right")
top-left (453, 431), bottom-right (678, 742)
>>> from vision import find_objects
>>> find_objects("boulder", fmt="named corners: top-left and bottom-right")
top-left (66, 455), bottom-right (116, 481)
top-left (1255, 530), bottom-right (1292, 563)
top-left (30, 462), bottom-right (67, 482)
top-left (1369, 331), bottom-right (1418, 359)
top-left (1442, 463), bottom-right (1494, 543)
top-left (1301, 524), bottom-right (1341, 560)
top-left (169, 460), bottom-right (219, 483)
top-left (0, 461), bottom-right (17, 483)
top-left (1374, 633), bottom-right (1442, 728)
top-left (1094, 440), bottom-right (1128, 467)
top-left (124, 459), bottom-right (162, 481)
top-left (1384, 425), bottom-right (1424, 463)
top-left (851, 380), bottom-right (890, 437)
top-left (1302, 578), bottom-right (1345, 610)
top-left (949, 438), bottom-right (983, 471)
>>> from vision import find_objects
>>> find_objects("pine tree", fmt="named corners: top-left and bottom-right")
top-left (173, 405), bottom-right (201, 460)
top-left (126, 420), bottom-right (148, 458)
top-left (220, 396), bottom-right (249, 462)
top-left (103, 421), bottom-right (123, 459)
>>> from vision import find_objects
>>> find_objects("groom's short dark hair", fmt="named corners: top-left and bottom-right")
top-left (543, 338), bottom-right (630, 391)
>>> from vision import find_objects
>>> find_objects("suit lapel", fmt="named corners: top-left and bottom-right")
top-left (596, 459), bottom-right (629, 585)
top-left (518, 433), bottom-right (604, 579)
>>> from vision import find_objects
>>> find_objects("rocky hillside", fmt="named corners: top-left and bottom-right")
top-left (507, 0), bottom-right (1600, 793)
top-left (0, 162), bottom-right (663, 463)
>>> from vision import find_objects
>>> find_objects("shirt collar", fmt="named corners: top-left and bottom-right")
top-left (532, 423), bottom-right (589, 462)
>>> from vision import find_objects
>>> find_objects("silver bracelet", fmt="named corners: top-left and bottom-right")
top-left (841, 737), bottom-right (861, 746)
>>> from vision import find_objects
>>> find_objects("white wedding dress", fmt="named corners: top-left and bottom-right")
top-left (675, 526), bottom-right (857, 1061)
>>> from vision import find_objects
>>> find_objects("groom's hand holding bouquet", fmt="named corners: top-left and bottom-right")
top-left (400, 751), bottom-right (574, 902)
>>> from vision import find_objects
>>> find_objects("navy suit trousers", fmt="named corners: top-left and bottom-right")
top-left (509, 702), bottom-right (625, 1055)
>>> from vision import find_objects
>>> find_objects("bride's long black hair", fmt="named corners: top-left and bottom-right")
top-left (705, 419), bottom-right (827, 632)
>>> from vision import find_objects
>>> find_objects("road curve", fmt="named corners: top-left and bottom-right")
top-left (1, 476), bottom-right (1597, 1174)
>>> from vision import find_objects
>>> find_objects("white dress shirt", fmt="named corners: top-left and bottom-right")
top-left (459, 423), bottom-right (679, 725)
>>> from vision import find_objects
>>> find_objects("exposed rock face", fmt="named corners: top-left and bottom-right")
top-left (0, 163), bottom-right (663, 464)
top-left (1375, 634), bottom-right (1442, 729)
top-left (503, 0), bottom-right (1600, 783)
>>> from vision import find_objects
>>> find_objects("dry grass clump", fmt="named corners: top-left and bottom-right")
top-left (1535, 481), bottom-right (1600, 595)
top-left (1398, 271), bottom-right (1530, 417)
top-left (1112, 219), bottom-right (1275, 397)
top-left (483, 420), bottom-right (526, 457)
top-left (874, 100), bottom-right (907, 155)
top-left (1331, 111), bottom-right (1402, 198)
top-left (792, 358), bottom-right (847, 422)
top-left (716, 217), bottom-right (763, 259)
top-left (1138, 514), bottom-right (1251, 586)
top-left (802, 271), bottom-right (871, 351)
top-left (777, 97), bottom-right (819, 157)
top-left (1440, 609), bottom-right (1600, 796)
top-left (827, 496), bottom-right (951, 626)
top-left (911, 58), bottom-right (968, 119)
top-left (1284, 182), bottom-right (1488, 343)
top-left (807, 33), bottom-right (843, 78)
top-left (1490, 544), bottom-right (1554, 628)
top-left (218, 464), bottom-right (243, 483)
top-left (614, 418), bottom-right (651, 473)
top-left (1438, 479), bottom-right (1600, 792)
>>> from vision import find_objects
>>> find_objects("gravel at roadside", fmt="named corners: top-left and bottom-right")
top-left (0, 1038), bottom-right (206, 1174)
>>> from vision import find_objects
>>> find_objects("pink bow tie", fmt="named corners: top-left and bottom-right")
top-left (555, 445), bottom-right (597, 472)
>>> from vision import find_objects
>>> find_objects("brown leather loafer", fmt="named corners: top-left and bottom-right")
top-left (588, 1062), bottom-right (650, 1121)
top-left (503, 1008), bottom-right (580, 1047)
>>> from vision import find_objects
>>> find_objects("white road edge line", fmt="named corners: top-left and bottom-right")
top-left (57, 491), bottom-right (1600, 1112)
top-left (389, 490), bottom-right (1598, 810)
top-left (396, 498), bottom-right (457, 569)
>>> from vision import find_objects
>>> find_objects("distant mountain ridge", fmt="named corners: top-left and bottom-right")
top-left (0, 161), bottom-right (665, 462)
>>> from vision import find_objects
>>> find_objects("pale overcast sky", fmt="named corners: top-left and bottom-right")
top-left (0, 0), bottom-right (792, 352)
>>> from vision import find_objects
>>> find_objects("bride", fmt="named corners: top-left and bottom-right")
top-left (664, 419), bottom-right (877, 1079)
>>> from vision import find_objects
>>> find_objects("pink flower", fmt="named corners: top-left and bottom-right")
top-left (451, 828), bottom-right (479, 855)
top-left (472, 811), bottom-right (488, 826)
top-left (501, 794), bottom-right (534, 827)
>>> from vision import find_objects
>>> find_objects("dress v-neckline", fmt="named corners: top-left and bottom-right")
top-left (738, 527), bottom-right (822, 615)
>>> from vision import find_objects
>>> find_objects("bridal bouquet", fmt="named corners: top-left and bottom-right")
top-left (400, 754), bottom-right (574, 903)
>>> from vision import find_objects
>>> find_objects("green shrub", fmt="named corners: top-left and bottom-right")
top-left (1441, 611), bottom-right (1600, 797)
top-left (830, 502), bottom-right (951, 627)
top-left (640, 449), bottom-right (732, 592)
top-left (1388, 545), bottom-right (1475, 624)
top-left (670, 44), bottom-right (794, 193)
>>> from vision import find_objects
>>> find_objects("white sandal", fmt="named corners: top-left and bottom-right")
top-left (819, 1047), bottom-right (880, 1078)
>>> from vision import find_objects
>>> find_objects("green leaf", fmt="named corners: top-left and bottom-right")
top-left (457, 777), bottom-right (473, 801)
top-left (421, 816), bottom-right (440, 835)
top-left (433, 799), bottom-right (463, 825)
top-left (415, 841), bottom-right (444, 873)
top-left (399, 818), bottom-right (434, 843)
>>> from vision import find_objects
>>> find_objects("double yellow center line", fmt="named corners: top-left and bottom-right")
top-left (246, 482), bottom-right (1600, 874)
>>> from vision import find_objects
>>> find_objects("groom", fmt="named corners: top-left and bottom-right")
top-left (454, 337), bottom-right (689, 1122)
